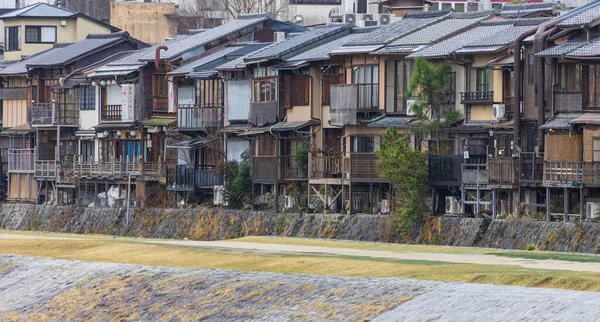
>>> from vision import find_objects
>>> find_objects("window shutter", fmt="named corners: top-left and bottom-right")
top-left (283, 74), bottom-right (291, 108)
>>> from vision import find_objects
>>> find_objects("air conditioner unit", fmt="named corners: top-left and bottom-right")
top-left (344, 13), bottom-right (358, 25)
top-left (285, 196), bottom-right (296, 209)
top-left (445, 196), bottom-right (460, 214)
top-left (213, 185), bottom-right (225, 206)
top-left (379, 13), bottom-right (392, 25)
top-left (586, 202), bottom-right (600, 219)
top-left (381, 199), bottom-right (391, 214)
top-left (362, 13), bottom-right (378, 26)
top-left (493, 104), bottom-right (505, 120)
top-left (406, 99), bottom-right (417, 116)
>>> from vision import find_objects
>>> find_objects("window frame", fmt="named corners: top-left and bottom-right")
top-left (556, 63), bottom-right (582, 92)
top-left (79, 85), bottom-right (96, 111)
top-left (24, 26), bottom-right (57, 44)
top-left (5, 26), bottom-right (20, 52)
top-left (252, 77), bottom-right (277, 103)
top-left (352, 64), bottom-right (379, 110)
top-left (321, 66), bottom-right (344, 105)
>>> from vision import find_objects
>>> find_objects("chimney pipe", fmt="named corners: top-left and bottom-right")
top-left (155, 46), bottom-right (169, 71)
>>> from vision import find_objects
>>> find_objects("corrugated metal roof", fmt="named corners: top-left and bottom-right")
top-left (271, 120), bottom-right (318, 131)
top-left (540, 113), bottom-right (583, 129)
top-left (367, 116), bottom-right (413, 128)
top-left (167, 139), bottom-right (207, 149)
top-left (345, 10), bottom-right (450, 46)
top-left (244, 24), bottom-right (350, 62)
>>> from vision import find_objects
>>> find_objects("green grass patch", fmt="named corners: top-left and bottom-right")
top-left (492, 251), bottom-right (600, 263)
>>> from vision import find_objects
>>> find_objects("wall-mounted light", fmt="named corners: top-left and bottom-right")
top-left (130, 130), bottom-right (137, 137)
top-left (103, 130), bottom-right (109, 137)
top-left (91, 81), bottom-right (98, 87)
top-left (154, 126), bottom-right (161, 133)
top-left (162, 126), bottom-right (168, 132)
top-left (116, 130), bottom-right (122, 136)
top-left (112, 80), bottom-right (118, 86)
top-left (100, 80), bottom-right (107, 87)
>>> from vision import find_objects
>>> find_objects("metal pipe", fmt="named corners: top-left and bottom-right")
top-left (155, 45), bottom-right (169, 71)
top-left (126, 173), bottom-right (131, 226)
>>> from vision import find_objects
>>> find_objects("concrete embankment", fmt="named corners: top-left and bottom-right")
top-left (2, 204), bottom-right (600, 253)
top-left (1, 255), bottom-right (600, 321)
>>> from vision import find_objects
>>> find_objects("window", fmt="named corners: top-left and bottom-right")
top-left (252, 67), bottom-right (278, 103)
top-left (471, 68), bottom-right (491, 92)
top-left (255, 137), bottom-right (276, 156)
top-left (353, 65), bottom-right (379, 110)
top-left (587, 65), bottom-right (600, 108)
top-left (24, 26), bottom-right (56, 44)
top-left (528, 54), bottom-right (534, 86)
top-left (593, 137), bottom-right (600, 162)
top-left (283, 73), bottom-right (311, 107)
top-left (351, 136), bottom-right (381, 153)
top-left (80, 141), bottom-right (94, 162)
top-left (322, 66), bottom-right (344, 105)
top-left (198, 78), bottom-right (224, 108)
top-left (454, 3), bottom-right (465, 12)
top-left (557, 63), bottom-right (582, 92)
top-left (441, 3), bottom-right (452, 10)
top-left (5, 26), bottom-right (20, 51)
top-left (79, 85), bottom-right (96, 110)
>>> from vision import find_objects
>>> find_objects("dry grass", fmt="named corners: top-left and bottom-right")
top-left (2, 237), bottom-right (600, 292)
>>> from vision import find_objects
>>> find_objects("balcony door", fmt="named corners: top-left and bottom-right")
top-left (470, 68), bottom-right (491, 93)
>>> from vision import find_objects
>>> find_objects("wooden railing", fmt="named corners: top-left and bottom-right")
top-left (344, 153), bottom-right (381, 180)
top-left (252, 156), bottom-right (278, 182)
top-left (280, 155), bottom-right (308, 181)
top-left (177, 105), bottom-right (223, 130)
top-left (460, 91), bottom-right (493, 104)
top-left (34, 160), bottom-right (57, 178)
top-left (101, 104), bottom-right (122, 121)
top-left (462, 163), bottom-right (489, 185)
top-left (429, 154), bottom-right (462, 186)
top-left (544, 160), bottom-right (583, 186)
top-left (153, 97), bottom-right (169, 113)
top-left (73, 158), bottom-right (163, 179)
top-left (31, 103), bottom-right (79, 126)
top-left (311, 153), bottom-right (343, 179)
top-left (8, 149), bottom-right (34, 173)
top-left (488, 158), bottom-right (516, 185)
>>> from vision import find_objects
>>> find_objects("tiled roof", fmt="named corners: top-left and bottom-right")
top-left (244, 24), bottom-right (350, 62)
top-left (372, 45), bottom-right (420, 54)
top-left (344, 11), bottom-right (449, 46)
top-left (558, 4), bottom-right (600, 28)
top-left (408, 24), bottom-right (512, 58)
top-left (25, 32), bottom-right (136, 67)
top-left (168, 46), bottom-right (241, 76)
top-left (0, 2), bottom-right (75, 18)
top-left (169, 43), bottom-right (269, 76)
top-left (462, 24), bottom-right (536, 47)
top-left (0, 48), bottom-right (63, 75)
top-left (564, 37), bottom-right (600, 58)
top-left (139, 13), bottom-right (284, 61)
top-left (540, 113), bottom-right (583, 129)
top-left (285, 32), bottom-right (364, 62)
top-left (367, 116), bottom-right (414, 128)
top-left (501, 2), bottom-right (561, 17)
top-left (536, 37), bottom-right (589, 57)
top-left (385, 14), bottom-right (488, 47)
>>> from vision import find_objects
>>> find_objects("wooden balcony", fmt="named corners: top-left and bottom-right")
top-left (462, 163), bottom-right (489, 186)
top-left (344, 153), bottom-right (382, 181)
top-left (311, 153), bottom-right (343, 179)
top-left (165, 165), bottom-right (222, 191)
top-left (31, 103), bottom-right (79, 126)
top-left (34, 160), bottom-right (57, 178)
top-left (488, 158), bottom-right (516, 186)
top-left (101, 104), bottom-right (122, 122)
top-left (8, 149), bottom-right (34, 173)
top-left (252, 155), bottom-right (308, 183)
top-left (177, 106), bottom-right (223, 131)
top-left (280, 155), bottom-right (308, 181)
top-left (73, 158), bottom-right (163, 179)
top-left (521, 152), bottom-right (543, 184)
top-left (460, 91), bottom-right (493, 104)
top-left (429, 154), bottom-right (462, 186)
top-left (544, 160), bottom-right (583, 187)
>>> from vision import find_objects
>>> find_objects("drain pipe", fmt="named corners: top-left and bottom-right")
top-left (155, 46), bottom-right (169, 71)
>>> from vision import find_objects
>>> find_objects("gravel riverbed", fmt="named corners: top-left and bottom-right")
top-left (1, 255), bottom-right (599, 321)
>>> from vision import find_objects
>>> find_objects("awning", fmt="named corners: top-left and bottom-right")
top-left (142, 118), bottom-right (176, 127)
top-left (487, 54), bottom-right (514, 66)
top-left (454, 45), bottom-right (507, 54)
top-left (166, 139), bottom-right (207, 149)
top-left (95, 123), bottom-right (137, 130)
top-left (367, 116), bottom-right (414, 128)
top-left (7, 122), bottom-right (34, 132)
top-left (75, 130), bottom-right (96, 137)
top-left (540, 113), bottom-right (583, 129)
top-left (222, 125), bottom-right (249, 133)
top-left (329, 45), bottom-right (383, 55)
top-left (570, 113), bottom-right (600, 125)
top-left (271, 120), bottom-right (318, 132)
top-left (237, 128), bottom-right (270, 136)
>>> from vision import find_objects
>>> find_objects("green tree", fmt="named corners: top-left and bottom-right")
top-left (377, 126), bottom-right (429, 235)
top-left (220, 160), bottom-right (252, 209)
top-left (407, 57), bottom-right (462, 153)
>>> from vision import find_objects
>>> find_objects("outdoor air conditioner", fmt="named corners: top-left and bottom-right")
top-left (285, 196), bottom-right (296, 209)
top-left (213, 185), bottom-right (225, 206)
top-left (586, 202), bottom-right (600, 219)
top-left (493, 104), bottom-right (505, 120)
top-left (445, 196), bottom-right (460, 214)
top-left (362, 13), bottom-right (378, 27)
top-left (381, 199), bottom-right (391, 214)
top-left (344, 13), bottom-right (358, 25)
top-left (379, 13), bottom-right (392, 25)
top-left (406, 99), bottom-right (417, 116)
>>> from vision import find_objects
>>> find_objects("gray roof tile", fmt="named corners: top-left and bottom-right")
top-left (558, 3), bottom-right (600, 28)
top-left (25, 32), bottom-right (134, 67)
top-left (537, 36), bottom-right (589, 57)
top-left (541, 113), bottom-right (583, 129)
top-left (168, 43), bottom-right (268, 75)
top-left (285, 32), bottom-right (364, 62)
top-left (244, 24), bottom-right (350, 62)
top-left (564, 37), bottom-right (600, 58)
top-left (367, 116), bottom-right (413, 128)
top-left (0, 48), bottom-right (60, 75)
top-left (0, 2), bottom-right (75, 18)
top-left (501, 2), bottom-right (561, 18)
top-left (345, 11), bottom-right (450, 46)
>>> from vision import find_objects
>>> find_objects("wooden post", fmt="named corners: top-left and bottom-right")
top-left (564, 187), bottom-right (569, 222)
top-left (546, 187), bottom-right (550, 221)
top-left (492, 189), bottom-right (497, 220)
top-left (580, 186), bottom-right (585, 221)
